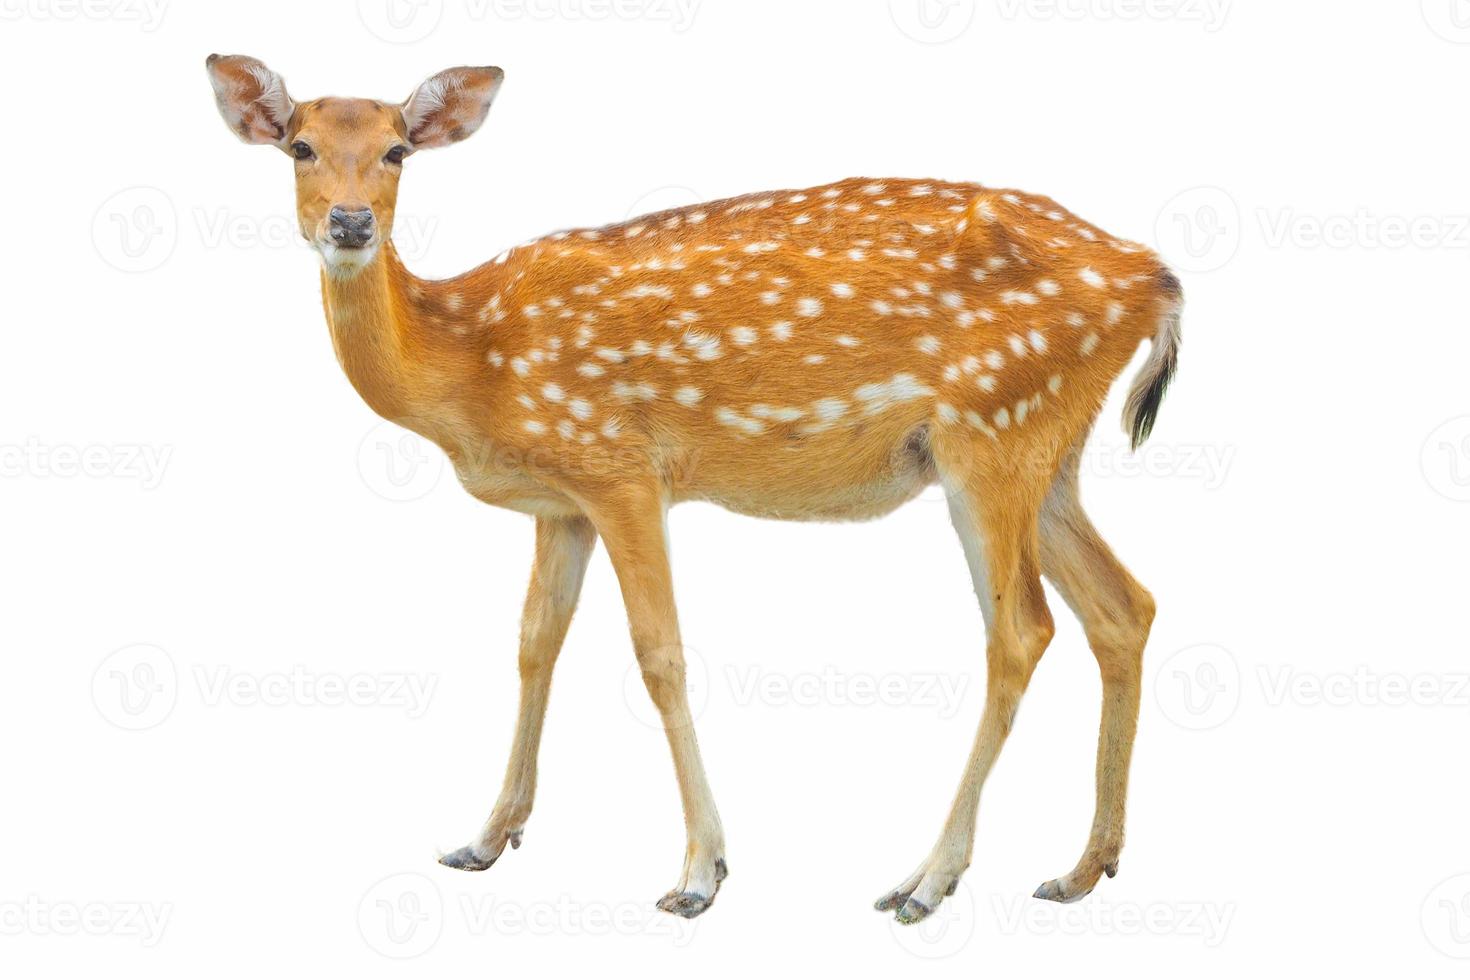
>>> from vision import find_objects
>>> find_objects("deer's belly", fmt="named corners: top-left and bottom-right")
top-left (678, 435), bottom-right (938, 522)
top-left (692, 475), bottom-right (932, 522)
top-left (452, 458), bottom-right (581, 517)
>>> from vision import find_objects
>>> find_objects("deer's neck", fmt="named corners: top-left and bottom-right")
top-left (319, 244), bottom-right (474, 426)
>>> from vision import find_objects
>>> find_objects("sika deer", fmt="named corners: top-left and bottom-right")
top-left (206, 55), bottom-right (1181, 924)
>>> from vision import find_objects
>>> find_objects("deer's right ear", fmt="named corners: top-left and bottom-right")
top-left (206, 54), bottom-right (294, 148)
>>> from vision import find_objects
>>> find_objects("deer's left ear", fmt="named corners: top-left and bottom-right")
top-left (402, 66), bottom-right (504, 149)
top-left (206, 54), bottom-right (295, 147)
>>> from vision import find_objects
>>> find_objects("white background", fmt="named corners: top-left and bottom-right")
top-left (2, 0), bottom-right (1468, 973)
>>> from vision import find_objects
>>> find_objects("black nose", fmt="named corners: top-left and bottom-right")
top-left (328, 206), bottom-right (375, 248)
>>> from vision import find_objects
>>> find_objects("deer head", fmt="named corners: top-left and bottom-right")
top-left (205, 54), bottom-right (503, 275)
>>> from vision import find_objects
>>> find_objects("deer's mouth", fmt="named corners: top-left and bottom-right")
top-left (316, 236), bottom-right (380, 275)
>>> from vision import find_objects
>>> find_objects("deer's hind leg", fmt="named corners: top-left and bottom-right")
top-left (1032, 456), bottom-right (1155, 903)
top-left (876, 435), bottom-right (1056, 925)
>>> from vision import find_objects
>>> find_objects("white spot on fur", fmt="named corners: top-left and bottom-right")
top-left (853, 373), bottom-right (934, 415)
top-left (611, 381), bottom-right (657, 401)
top-left (751, 404), bottom-right (805, 422)
top-left (625, 284), bottom-right (675, 301)
top-left (801, 399), bottom-right (845, 431)
top-left (684, 332), bottom-right (723, 361)
top-left (716, 407), bottom-right (766, 435)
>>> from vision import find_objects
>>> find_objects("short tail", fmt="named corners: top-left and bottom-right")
top-left (1122, 269), bottom-right (1183, 450)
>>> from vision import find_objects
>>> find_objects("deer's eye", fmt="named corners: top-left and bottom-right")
top-left (291, 141), bottom-right (314, 161)
top-left (385, 145), bottom-right (409, 165)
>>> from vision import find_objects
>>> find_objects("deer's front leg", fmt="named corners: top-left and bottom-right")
top-left (441, 515), bottom-right (597, 872)
top-left (590, 488), bottom-right (727, 918)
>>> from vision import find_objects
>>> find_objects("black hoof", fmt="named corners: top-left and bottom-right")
top-left (655, 858), bottom-right (727, 919)
top-left (656, 890), bottom-right (714, 918)
top-left (438, 846), bottom-right (496, 872)
top-left (895, 897), bottom-right (933, 925)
